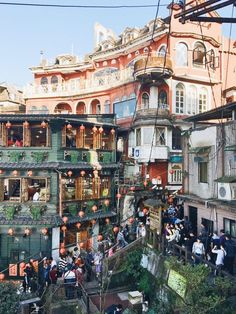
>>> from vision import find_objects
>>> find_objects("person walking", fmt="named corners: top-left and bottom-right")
top-left (212, 245), bottom-right (227, 276)
top-left (192, 237), bottom-right (205, 265)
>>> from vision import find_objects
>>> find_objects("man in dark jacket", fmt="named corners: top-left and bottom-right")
top-left (224, 234), bottom-right (235, 275)
top-left (105, 304), bottom-right (123, 314)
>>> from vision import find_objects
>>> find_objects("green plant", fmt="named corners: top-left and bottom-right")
top-left (31, 151), bottom-right (47, 163)
top-left (8, 151), bottom-right (23, 162)
top-left (0, 282), bottom-right (20, 314)
top-left (30, 206), bottom-right (42, 220)
top-left (5, 206), bottom-right (16, 220)
top-left (68, 204), bottom-right (78, 216)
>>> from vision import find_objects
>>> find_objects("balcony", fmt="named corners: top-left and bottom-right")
top-left (134, 54), bottom-right (173, 81)
top-left (23, 67), bottom-right (134, 99)
top-left (131, 145), bottom-right (169, 162)
top-left (134, 107), bottom-right (170, 123)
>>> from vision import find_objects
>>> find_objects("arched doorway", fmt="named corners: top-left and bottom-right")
top-left (76, 101), bottom-right (86, 114)
top-left (54, 103), bottom-right (72, 114)
top-left (90, 99), bottom-right (101, 114)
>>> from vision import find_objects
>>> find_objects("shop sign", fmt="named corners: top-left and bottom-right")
top-left (9, 264), bottom-right (17, 276)
top-left (149, 206), bottom-right (162, 233)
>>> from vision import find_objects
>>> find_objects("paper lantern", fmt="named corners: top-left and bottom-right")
top-left (169, 169), bottom-right (174, 175)
top-left (67, 170), bottom-right (73, 177)
top-left (116, 193), bottom-right (122, 199)
top-left (105, 218), bottom-right (110, 224)
top-left (99, 126), bottom-right (103, 134)
top-left (129, 217), bottom-right (134, 224)
top-left (143, 181), bottom-right (147, 187)
top-left (113, 226), bottom-right (119, 233)
top-left (79, 242), bottom-right (84, 248)
top-left (66, 123), bottom-right (72, 130)
top-left (97, 234), bottom-right (103, 241)
top-left (76, 222), bottom-right (81, 229)
top-left (78, 211), bottom-right (85, 218)
top-left (41, 121), bottom-right (47, 128)
top-left (62, 216), bottom-right (68, 224)
top-left (12, 170), bottom-right (18, 177)
top-left (24, 228), bottom-right (31, 236)
top-left (6, 121), bottom-right (11, 129)
top-left (80, 170), bottom-right (85, 177)
top-left (8, 228), bottom-right (14, 236)
top-left (27, 170), bottom-right (33, 177)
top-left (130, 186), bottom-right (135, 191)
top-left (143, 208), bottom-right (148, 215)
top-left (92, 205), bottom-right (97, 212)
top-left (60, 248), bottom-right (66, 255)
top-left (92, 126), bottom-right (97, 133)
top-left (80, 124), bottom-right (85, 131)
top-left (110, 128), bottom-right (115, 134)
top-left (157, 175), bottom-right (162, 181)
top-left (0, 273), bottom-right (5, 280)
top-left (61, 225), bottom-right (67, 232)
top-left (23, 121), bottom-right (29, 128)
top-left (104, 199), bottom-right (110, 206)
top-left (41, 228), bottom-right (48, 236)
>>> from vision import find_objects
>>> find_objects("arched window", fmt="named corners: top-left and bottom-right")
top-left (187, 85), bottom-right (197, 115)
top-left (172, 127), bottom-right (182, 150)
top-left (176, 43), bottom-right (188, 66)
top-left (51, 76), bottom-right (58, 85)
top-left (199, 88), bottom-right (208, 113)
top-left (157, 45), bottom-right (166, 57)
top-left (193, 42), bottom-right (206, 66)
top-left (40, 77), bottom-right (48, 85)
top-left (175, 83), bottom-right (185, 114)
top-left (104, 100), bottom-right (110, 114)
top-left (41, 105), bottom-right (49, 114)
top-left (158, 90), bottom-right (168, 109)
top-left (141, 93), bottom-right (149, 109)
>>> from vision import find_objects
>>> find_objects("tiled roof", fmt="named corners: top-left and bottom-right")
top-left (0, 214), bottom-right (63, 226)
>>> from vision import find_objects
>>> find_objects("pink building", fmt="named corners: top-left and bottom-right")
top-left (24, 0), bottom-right (236, 192)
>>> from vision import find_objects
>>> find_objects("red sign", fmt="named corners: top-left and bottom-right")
top-left (9, 264), bottom-right (17, 276)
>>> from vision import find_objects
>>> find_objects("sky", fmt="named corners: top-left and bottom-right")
top-left (0, 0), bottom-right (235, 88)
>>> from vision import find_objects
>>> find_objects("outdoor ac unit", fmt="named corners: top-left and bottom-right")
top-left (217, 182), bottom-right (236, 201)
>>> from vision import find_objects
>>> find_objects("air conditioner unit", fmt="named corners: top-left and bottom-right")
top-left (217, 182), bottom-right (236, 201)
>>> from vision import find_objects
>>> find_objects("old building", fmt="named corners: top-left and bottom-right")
top-left (181, 103), bottom-right (236, 236)
top-left (0, 114), bottom-right (117, 277)
top-left (0, 83), bottom-right (25, 114)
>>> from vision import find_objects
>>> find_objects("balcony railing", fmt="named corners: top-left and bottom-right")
top-left (23, 67), bottom-right (134, 98)
top-left (135, 107), bottom-right (170, 121)
top-left (134, 54), bottom-right (173, 81)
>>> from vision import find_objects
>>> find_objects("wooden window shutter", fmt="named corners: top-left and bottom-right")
top-left (93, 177), bottom-right (100, 199)
top-left (21, 178), bottom-right (29, 202)
top-left (23, 127), bottom-right (31, 147)
top-left (93, 132), bottom-right (99, 150)
top-left (1, 123), bottom-right (7, 146)
top-left (75, 177), bottom-right (83, 200)
top-left (61, 125), bottom-right (67, 147)
top-left (46, 127), bottom-right (51, 147)
top-left (109, 133), bottom-right (115, 150)
top-left (0, 178), bottom-right (4, 201)
top-left (77, 129), bottom-right (85, 148)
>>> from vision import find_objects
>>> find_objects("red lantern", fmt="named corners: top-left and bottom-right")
top-left (61, 225), bottom-right (67, 232)
top-left (110, 128), bottom-right (115, 134)
top-left (129, 217), bottom-right (134, 224)
top-left (67, 170), bottom-right (73, 177)
top-left (80, 170), bottom-right (85, 177)
top-left (130, 186), bottom-right (135, 191)
top-left (97, 234), bottom-right (103, 241)
top-left (60, 248), bottom-right (66, 255)
top-left (116, 193), bottom-right (122, 199)
top-left (143, 208), bottom-right (148, 215)
top-left (8, 228), bottom-right (14, 236)
top-left (99, 126), bottom-right (103, 134)
top-left (92, 126), bottom-right (97, 133)
top-left (66, 123), bottom-right (72, 130)
top-left (80, 124), bottom-right (85, 131)
top-left (0, 169), bottom-right (4, 175)
top-left (169, 169), bottom-right (174, 175)
top-left (76, 222), bottom-right (81, 229)
top-left (24, 228), bottom-right (31, 236)
top-left (78, 211), bottom-right (85, 218)
top-left (27, 170), bottom-right (33, 177)
top-left (79, 242), bottom-right (84, 249)
top-left (6, 121), bottom-right (11, 129)
top-left (41, 121), bottom-right (47, 128)
top-left (41, 228), bottom-right (48, 235)
top-left (12, 170), bottom-right (18, 177)
top-left (91, 219), bottom-right (96, 225)
top-left (104, 199), bottom-right (110, 206)
top-left (23, 121), bottom-right (29, 128)
top-left (113, 226), bottom-right (119, 233)
top-left (0, 273), bottom-right (5, 280)
top-left (157, 175), bottom-right (162, 181)
top-left (92, 205), bottom-right (97, 212)
top-left (168, 196), bottom-right (174, 204)
top-left (105, 218), bottom-right (110, 224)
top-left (143, 181), bottom-right (147, 187)
top-left (62, 216), bottom-right (68, 224)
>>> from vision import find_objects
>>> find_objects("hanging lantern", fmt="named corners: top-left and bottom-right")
top-left (105, 218), bottom-right (110, 224)
top-left (97, 234), bottom-right (103, 242)
top-left (168, 196), bottom-right (174, 204)
top-left (59, 248), bottom-right (66, 255)
top-left (61, 225), bottom-right (67, 232)
top-left (157, 175), bottom-right (162, 181)
top-left (80, 170), bottom-right (85, 177)
top-left (62, 216), bottom-right (68, 224)
top-left (91, 219), bottom-right (96, 225)
top-left (92, 205), bottom-right (97, 212)
top-left (92, 126), bottom-right (97, 133)
top-left (93, 170), bottom-right (98, 177)
top-left (41, 121), bottom-right (47, 128)
top-left (99, 126), bottom-right (103, 134)
top-left (104, 199), bottom-right (110, 207)
top-left (143, 208), bottom-right (148, 215)
top-left (0, 273), bottom-right (5, 280)
top-left (79, 242), bottom-right (84, 249)
top-left (76, 222), bottom-right (81, 229)
top-left (80, 124), bottom-right (85, 131)
top-left (143, 181), bottom-right (147, 187)
top-left (8, 228), bottom-right (14, 236)
top-left (27, 170), bottom-right (33, 177)
top-left (23, 121), bottom-right (29, 128)
top-left (96, 164), bottom-right (102, 171)
top-left (0, 169), bottom-right (4, 175)
top-left (6, 121), bottom-right (11, 129)
top-left (66, 123), bottom-right (72, 130)
top-left (12, 170), bottom-right (18, 177)
top-left (113, 226), bottom-right (119, 233)
top-left (129, 217), bottom-right (134, 224)
top-left (78, 210), bottom-right (85, 218)
top-left (110, 128), bottom-right (115, 135)
top-left (41, 228), bottom-right (48, 236)
top-left (24, 228), bottom-right (31, 236)
top-left (169, 169), bottom-right (174, 175)
top-left (67, 170), bottom-right (73, 177)
top-left (130, 186), bottom-right (135, 191)
top-left (116, 193), bottom-right (122, 199)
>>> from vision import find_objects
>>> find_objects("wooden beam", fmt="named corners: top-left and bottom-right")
top-left (190, 16), bottom-right (236, 23)
top-left (174, 0), bottom-right (221, 19)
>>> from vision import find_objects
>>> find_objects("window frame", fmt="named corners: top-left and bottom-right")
top-left (224, 218), bottom-right (236, 238)
top-left (198, 161), bottom-right (208, 183)
top-left (176, 42), bottom-right (188, 67)
top-left (175, 83), bottom-right (185, 114)
top-left (193, 42), bottom-right (206, 67)
top-left (141, 92), bottom-right (149, 109)
top-left (155, 127), bottom-right (166, 146)
top-left (136, 128), bottom-right (141, 146)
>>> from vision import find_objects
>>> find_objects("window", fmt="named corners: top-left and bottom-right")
top-left (155, 127), bottom-right (166, 145)
top-left (7, 125), bottom-right (23, 147)
top-left (199, 88), bottom-right (208, 113)
top-left (136, 129), bottom-right (141, 146)
top-left (158, 90), bottom-right (168, 109)
top-left (175, 83), bottom-right (185, 114)
top-left (143, 127), bottom-right (153, 145)
top-left (169, 165), bottom-right (182, 183)
top-left (176, 43), bottom-right (188, 66)
top-left (187, 85), bottom-right (197, 114)
top-left (172, 127), bottom-right (181, 150)
top-left (104, 100), bottom-right (110, 114)
top-left (199, 162), bottom-right (208, 183)
top-left (193, 42), bottom-right (206, 66)
top-left (40, 77), bottom-right (48, 85)
top-left (31, 126), bottom-right (49, 147)
top-left (224, 218), bottom-right (236, 238)
top-left (51, 76), bottom-right (58, 85)
top-left (141, 93), bottom-right (149, 109)
top-left (62, 178), bottom-right (75, 200)
top-left (157, 46), bottom-right (166, 57)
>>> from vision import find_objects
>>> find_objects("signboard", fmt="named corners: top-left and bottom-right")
top-left (149, 206), bottom-right (162, 233)
top-left (9, 264), bottom-right (17, 276)
top-left (167, 269), bottom-right (187, 299)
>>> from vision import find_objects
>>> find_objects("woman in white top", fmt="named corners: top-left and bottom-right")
top-left (212, 245), bottom-right (226, 276)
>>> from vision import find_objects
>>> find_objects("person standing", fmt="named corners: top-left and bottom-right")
top-left (192, 238), bottom-right (205, 265)
top-left (212, 245), bottom-right (227, 276)
top-left (224, 234), bottom-right (235, 275)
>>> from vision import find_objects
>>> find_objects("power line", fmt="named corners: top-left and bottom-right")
top-left (0, 1), bottom-right (169, 9)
